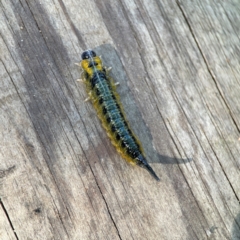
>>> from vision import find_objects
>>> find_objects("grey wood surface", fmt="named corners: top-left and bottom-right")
top-left (0, 0), bottom-right (240, 239)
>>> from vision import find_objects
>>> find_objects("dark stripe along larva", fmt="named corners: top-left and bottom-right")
top-left (80, 49), bottom-right (159, 181)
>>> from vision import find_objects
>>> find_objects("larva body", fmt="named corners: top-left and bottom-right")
top-left (80, 50), bottom-right (159, 181)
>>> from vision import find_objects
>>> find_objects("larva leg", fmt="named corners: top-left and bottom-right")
top-left (77, 78), bottom-right (85, 83)
top-left (84, 97), bottom-right (91, 102)
top-left (84, 90), bottom-right (94, 102)
top-left (104, 66), bottom-right (112, 74)
top-left (77, 70), bottom-right (86, 83)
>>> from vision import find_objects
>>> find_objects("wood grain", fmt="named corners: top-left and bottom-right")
top-left (0, 0), bottom-right (239, 239)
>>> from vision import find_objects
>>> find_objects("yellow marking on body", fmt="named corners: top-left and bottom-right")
top-left (81, 55), bottom-right (143, 166)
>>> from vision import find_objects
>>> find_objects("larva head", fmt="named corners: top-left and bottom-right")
top-left (81, 50), bottom-right (103, 76)
top-left (81, 50), bottom-right (96, 60)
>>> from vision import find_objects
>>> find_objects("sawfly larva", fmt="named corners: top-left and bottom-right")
top-left (79, 49), bottom-right (159, 181)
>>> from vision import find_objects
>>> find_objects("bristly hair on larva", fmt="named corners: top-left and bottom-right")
top-left (79, 49), bottom-right (160, 181)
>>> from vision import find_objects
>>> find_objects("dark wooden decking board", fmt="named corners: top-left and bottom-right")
top-left (0, 0), bottom-right (239, 239)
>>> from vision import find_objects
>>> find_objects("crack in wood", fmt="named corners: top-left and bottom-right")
top-left (87, 160), bottom-right (122, 240)
top-left (0, 198), bottom-right (19, 240)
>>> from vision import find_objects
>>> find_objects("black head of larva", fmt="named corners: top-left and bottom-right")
top-left (81, 50), bottom-right (97, 60)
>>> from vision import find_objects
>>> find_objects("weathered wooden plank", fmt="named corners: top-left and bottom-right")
top-left (0, 0), bottom-right (121, 239)
top-left (177, 0), bottom-right (240, 194)
top-left (0, 0), bottom-right (239, 239)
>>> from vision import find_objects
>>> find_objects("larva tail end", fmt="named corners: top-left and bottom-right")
top-left (136, 155), bottom-right (160, 181)
top-left (143, 164), bottom-right (160, 181)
